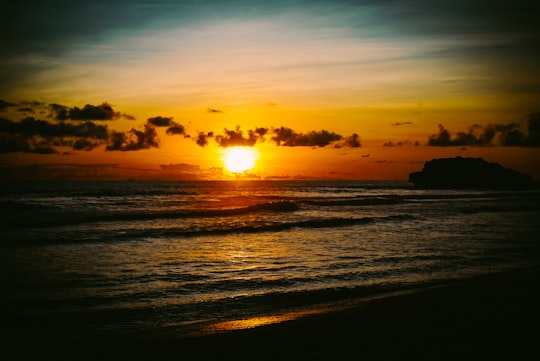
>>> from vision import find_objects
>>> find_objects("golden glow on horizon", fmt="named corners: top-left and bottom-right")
top-left (221, 146), bottom-right (259, 173)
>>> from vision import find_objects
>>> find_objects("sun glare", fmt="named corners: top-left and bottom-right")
top-left (222, 146), bottom-right (259, 173)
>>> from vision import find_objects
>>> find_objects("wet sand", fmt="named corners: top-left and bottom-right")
top-left (11, 267), bottom-right (540, 360)
top-left (164, 268), bottom-right (540, 360)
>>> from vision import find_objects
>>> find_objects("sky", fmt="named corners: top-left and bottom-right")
top-left (1, 0), bottom-right (540, 180)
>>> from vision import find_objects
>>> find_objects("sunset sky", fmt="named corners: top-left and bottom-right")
top-left (2, 0), bottom-right (539, 180)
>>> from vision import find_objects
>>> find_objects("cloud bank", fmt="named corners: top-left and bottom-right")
top-left (428, 114), bottom-right (540, 147)
top-left (0, 100), bottom-right (363, 153)
top-left (4, 98), bottom-right (539, 155)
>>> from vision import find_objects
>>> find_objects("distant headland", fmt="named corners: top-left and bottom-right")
top-left (409, 157), bottom-right (532, 188)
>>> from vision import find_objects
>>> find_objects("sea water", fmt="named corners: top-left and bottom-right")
top-left (1, 180), bottom-right (539, 342)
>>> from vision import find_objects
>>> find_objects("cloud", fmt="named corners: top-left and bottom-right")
top-left (147, 116), bottom-right (186, 136)
top-left (160, 163), bottom-right (201, 173)
top-left (165, 124), bottom-right (186, 136)
top-left (160, 163), bottom-right (223, 180)
top-left (106, 125), bottom-right (159, 151)
top-left (3, 117), bottom-right (109, 139)
top-left (383, 140), bottom-right (419, 147)
top-left (427, 119), bottom-right (540, 147)
top-left (271, 127), bottom-right (343, 147)
top-left (71, 138), bottom-right (103, 151)
top-left (0, 133), bottom-right (57, 154)
top-left (0, 99), bottom-right (16, 111)
top-left (196, 132), bottom-right (214, 147)
top-left (49, 102), bottom-right (121, 121)
top-left (0, 116), bottom-right (109, 153)
top-left (0, 106), bottom-right (171, 153)
top-left (147, 116), bottom-right (174, 127)
top-left (1, 99), bottom-right (366, 154)
top-left (391, 121), bottom-right (413, 126)
top-left (207, 108), bottom-right (224, 113)
top-left (191, 126), bottom-right (360, 148)
top-left (2, 0), bottom-right (539, 99)
top-left (214, 126), bottom-right (267, 147)
top-left (122, 113), bottom-right (136, 120)
top-left (340, 133), bottom-right (361, 148)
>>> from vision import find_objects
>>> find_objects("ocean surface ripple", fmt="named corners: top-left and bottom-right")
top-left (1, 180), bottom-right (539, 340)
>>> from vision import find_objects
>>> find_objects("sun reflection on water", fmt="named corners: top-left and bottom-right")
top-left (202, 308), bottom-right (326, 333)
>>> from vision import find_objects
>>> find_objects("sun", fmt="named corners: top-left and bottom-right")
top-left (221, 146), bottom-right (259, 173)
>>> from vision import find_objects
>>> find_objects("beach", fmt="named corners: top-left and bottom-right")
top-left (2, 180), bottom-right (539, 360)
top-left (11, 267), bottom-right (538, 360)
top-left (160, 268), bottom-right (540, 360)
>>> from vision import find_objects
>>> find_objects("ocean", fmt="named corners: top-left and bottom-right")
top-left (1, 180), bottom-right (539, 345)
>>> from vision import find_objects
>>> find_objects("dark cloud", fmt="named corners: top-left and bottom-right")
top-left (160, 163), bottom-right (201, 173)
top-left (21, 100), bottom-right (45, 107)
top-left (341, 133), bottom-right (361, 148)
top-left (214, 126), bottom-right (267, 147)
top-left (391, 121), bottom-right (413, 126)
top-left (71, 138), bottom-right (103, 151)
top-left (195, 132), bottom-right (213, 147)
top-left (0, 133), bottom-right (58, 154)
top-left (71, 103), bottom-right (120, 120)
top-left (383, 140), bottom-right (418, 147)
top-left (1, 102), bottom-right (366, 153)
top-left (49, 102), bottom-right (121, 121)
top-left (191, 126), bottom-right (360, 148)
top-left (0, 108), bottom-right (165, 153)
top-left (207, 108), bottom-right (224, 113)
top-left (147, 116), bottom-right (186, 136)
top-left (428, 125), bottom-right (452, 146)
top-left (106, 125), bottom-right (159, 151)
top-left (159, 163), bottom-right (223, 180)
top-left (428, 119), bottom-right (540, 147)
top-left (48, 103), bottom-right (69, 120)
top-left (0, 117), bottom-right (108, 139)
top-left (159, 163), bottom-right (202, 180)
top-left (165, 124), bottom-right (186, 136)
top-left (147, 116), bottom-right (174, 127)
top-left (271, 127), bottom-right (342, 147)
top-left (0, 116), bottom-right (109, 153)
top-left (0, 99), bottom-right (16, 111)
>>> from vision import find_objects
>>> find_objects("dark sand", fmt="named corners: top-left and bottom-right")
top-left (9, 268), bottom-right (540, 360)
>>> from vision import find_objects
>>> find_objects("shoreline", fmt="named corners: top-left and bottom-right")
top-left (173, 267), bottom-right (540, 360)
top-left (14, 266), bottom-right (538, 360)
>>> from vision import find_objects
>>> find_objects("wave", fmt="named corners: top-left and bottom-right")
top-left (1, 214), bottom-right (415, 246)
top-left (152, 214), bottom-right (414, 239)
top-left (0, 201), bottom-right (300, 229)
top-left (303, 197), bottom-right (403, 207)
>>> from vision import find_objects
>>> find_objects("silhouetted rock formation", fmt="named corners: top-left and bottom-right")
top-left (409, 157), bottom-right (532, 188)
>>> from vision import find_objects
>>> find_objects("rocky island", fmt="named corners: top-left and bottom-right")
top-left (409, 157), bottom-right (532, 188)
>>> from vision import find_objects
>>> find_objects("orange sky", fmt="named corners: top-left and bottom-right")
top-left (1, 1), bottom-right (539, 180)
